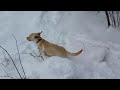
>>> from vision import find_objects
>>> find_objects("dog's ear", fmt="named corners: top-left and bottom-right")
top-left (38, 31), bottom-right (42, 35)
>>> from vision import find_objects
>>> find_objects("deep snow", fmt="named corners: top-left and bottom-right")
top-left (0, 11), bottom-right (120, 79)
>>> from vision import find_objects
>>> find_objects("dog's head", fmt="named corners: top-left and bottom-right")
top-left (26, 31), bottom-right (42, 42)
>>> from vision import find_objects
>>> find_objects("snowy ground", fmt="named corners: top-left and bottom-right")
top-left (0, 11), bottom-right (120, 79)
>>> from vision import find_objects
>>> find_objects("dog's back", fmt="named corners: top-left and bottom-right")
top-left (40, 39), bottom-right (83, 58)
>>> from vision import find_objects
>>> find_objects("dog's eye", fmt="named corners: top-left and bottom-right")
top-left (35, 36), bottom-right (37, 38)
top-left (38, 33), bottom-right (40, 35)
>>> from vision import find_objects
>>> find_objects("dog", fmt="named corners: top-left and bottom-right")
top-left (26, 31), bottom-right (83, 59)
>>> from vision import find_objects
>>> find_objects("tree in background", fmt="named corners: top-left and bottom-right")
top-left (105, 11), bottom-right (120, 28)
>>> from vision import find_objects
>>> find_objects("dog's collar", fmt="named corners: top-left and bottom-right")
top-left (36, 38), bottom-right (42, 44)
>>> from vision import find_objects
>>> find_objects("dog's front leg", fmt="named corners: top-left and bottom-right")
top-left (38, 51), bottom-right (49, 60)
top-left (42, 51), bottom-right (49, 59)
top-left (38, 45), bottom-right (48, 60)
top-left (37, 47), bottom-right (44, 60)
top-left (38, 51), bottom-right (45, 60)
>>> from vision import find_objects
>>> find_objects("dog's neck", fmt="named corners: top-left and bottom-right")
top-left (36, 38), bottom-right (42, 44)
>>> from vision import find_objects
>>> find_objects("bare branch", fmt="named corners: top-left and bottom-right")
top-left (0, 46), bottom-right (22, 79)
top-left (0, 75), bottom-right (18, 79)
top-left (39, 53), bottom-right (45, 61)
top-left (29, 49), bottom-right (45, 61)
top-left (0, 63), bottom-right (19, 79)
top-left (1, 63), bottom-right (8, 75)
top-left (29, 52), bottom-right (36, 58)
top-left (12, 34), bottom-right (26, 79)
top-left (29, 52), bottom-right (44, 61)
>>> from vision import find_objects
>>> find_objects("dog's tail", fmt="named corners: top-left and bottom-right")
top-left (66, 49), bottom-right (83, 57)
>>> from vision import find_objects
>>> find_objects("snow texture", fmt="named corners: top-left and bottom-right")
top-left (0, 11), bottom-right (120, 79)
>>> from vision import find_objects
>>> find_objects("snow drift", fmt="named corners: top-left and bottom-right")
top-left (0, 11), bottom-right (120, 79)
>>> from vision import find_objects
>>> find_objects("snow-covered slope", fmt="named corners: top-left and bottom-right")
top-left (0, 11), bottom-right (120, 79)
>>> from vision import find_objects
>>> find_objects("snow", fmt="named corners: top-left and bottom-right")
top-left (0, 11), bottom-right (120, 79)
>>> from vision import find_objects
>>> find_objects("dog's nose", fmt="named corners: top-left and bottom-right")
top-left (27, 37), bottom-right (30, 41)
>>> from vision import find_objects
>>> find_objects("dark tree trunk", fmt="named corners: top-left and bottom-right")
top-left (112, 11), bottom-right (116, 28)
top-left (105, 11), bottom-right (111, 28)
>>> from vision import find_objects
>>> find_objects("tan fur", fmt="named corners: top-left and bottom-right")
top-left (26, 32), bottom-right (83, 58)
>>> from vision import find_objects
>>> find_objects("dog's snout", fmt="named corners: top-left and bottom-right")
top-left (27, 37), bottom-right (30, 41)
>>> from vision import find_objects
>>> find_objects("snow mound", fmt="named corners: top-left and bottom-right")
top-left (21, 55), bottom-right (74, 79)
top-left (1, 11), bottom-right (120, 79)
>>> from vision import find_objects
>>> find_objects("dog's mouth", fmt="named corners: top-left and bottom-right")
top-left (26, 37), bottom-right (31, 41)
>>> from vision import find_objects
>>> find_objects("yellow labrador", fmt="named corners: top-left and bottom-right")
top-left (26, 31), bottom-right (83, 59)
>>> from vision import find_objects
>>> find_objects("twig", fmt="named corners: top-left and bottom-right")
top-left (2, 50), bottom-right (8, 61)
top-left (39, 52), bottom-right (45, 61)
top-left (0, 46), bottom-right (22, 79)
top-left (1, 63), bottom-right (6, 69)
top-left (29, 52), bottom-right (37, 58)
top-left (30, 49), bottom-right (45, 61)
top-left (1, 63), bottom-right (8, 75)
top-left (12, 34), bottom-right (26, 79)
top-left (29, 52), bottom-right (44, 61)
top-left (2, 51), bottom-right (10, 68)
top-left (0, 63), bottom-right (18, 79)
top-left (0, 75), bottom-right (18, 79)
